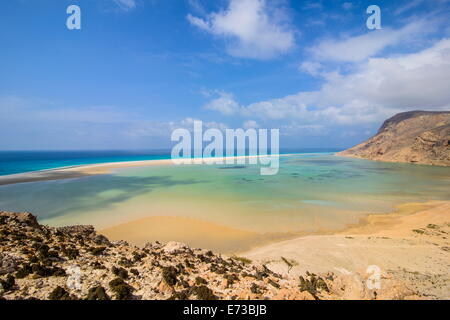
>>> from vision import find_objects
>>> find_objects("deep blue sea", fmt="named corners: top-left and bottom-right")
top-left (0, 148), bottom-right (341, 176)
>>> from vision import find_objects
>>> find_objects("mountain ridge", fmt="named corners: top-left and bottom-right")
top-left (338, 111), bottom-right (450, 166)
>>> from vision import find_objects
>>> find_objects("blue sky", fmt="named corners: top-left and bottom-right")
top-left (1, 0), bottom-right (449, 150)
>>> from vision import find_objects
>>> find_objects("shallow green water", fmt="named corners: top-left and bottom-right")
top-left (0, 154), bottom-right (449, 234)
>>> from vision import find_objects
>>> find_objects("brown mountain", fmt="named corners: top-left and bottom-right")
top-left (338, 111), bottom-right (450, 166)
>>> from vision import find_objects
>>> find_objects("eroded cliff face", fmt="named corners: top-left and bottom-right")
top-left (338, 111), bottom-right (450, 166)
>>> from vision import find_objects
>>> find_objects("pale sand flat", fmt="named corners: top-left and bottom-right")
top-left (242, 201), bottom-right (450, 299)
top-left (100, 216), bottom-right (297, 253)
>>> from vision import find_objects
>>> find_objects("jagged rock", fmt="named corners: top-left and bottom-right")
top-left (92, 234), bottom-right (111, 246)
top-left (87, 286), bottom-right (109, 300)
top-left (0, 253), bottom-right (21, 275)
top-left (109, 278), bottom-right (133, 300)
top-left (57, 225), bottom-right (95, 236)
top-left (163, 241), bottom-right (188, 254)
top-left (0, 211), bottom-right (39, 228)
top-left (48, 286), bottom-right (72, 300)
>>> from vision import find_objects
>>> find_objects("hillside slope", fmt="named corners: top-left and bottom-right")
top-left (338, 111), bottom-right (450, 166)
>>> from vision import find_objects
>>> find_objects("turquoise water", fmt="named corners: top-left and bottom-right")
top-left (0, 150), bottom-right (172, 176)
top-left (0, 149), bottom-right (339, 176)
top-left (0, 154), bottom-right (448, 237)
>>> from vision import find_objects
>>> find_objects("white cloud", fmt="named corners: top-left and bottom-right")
top-left (299, 61), bottom-right (323, 76)
top-left (187, 0), bottom-right (206, 15)
top-left (206, 39), bottom-right (450, 126)
top-left (204, 91), bottom-right (241, 115)
top-left (187, 0), bottom-right (295, 59)
top-left (394, 0), bottom-right (424, 15)
top-left (310, 20), bottom-right (431, 62)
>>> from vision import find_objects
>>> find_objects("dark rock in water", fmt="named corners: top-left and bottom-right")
top-left (219, 166), bottom-right (246, 170)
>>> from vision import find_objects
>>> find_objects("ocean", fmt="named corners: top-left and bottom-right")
top-left (0, 148), bottom-right (340, 176)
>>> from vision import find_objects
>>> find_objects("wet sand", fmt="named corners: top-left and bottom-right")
top-left (100, 216), bottom-right (299, 253)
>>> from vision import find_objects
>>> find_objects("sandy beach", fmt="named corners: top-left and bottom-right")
top-left (243, 200), bottom-right (450, 299)
top-left (0, 159), bottom-right (175, 185)
top-left (100, 216), bottom-right (299, 253)
top-left (97, 199), bottom-right (450, 298)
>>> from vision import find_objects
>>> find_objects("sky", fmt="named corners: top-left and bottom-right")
top-left (0, 0), bottom-right (449, 150)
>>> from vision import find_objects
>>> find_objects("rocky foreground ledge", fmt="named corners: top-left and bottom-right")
top-left (0, 211), bottom-right (420, 300)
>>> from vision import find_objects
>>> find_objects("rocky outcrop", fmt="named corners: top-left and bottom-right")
top-left (338, 111), bottom-right (450, 166)
top-left (0, 211), bottom-right (419, 300)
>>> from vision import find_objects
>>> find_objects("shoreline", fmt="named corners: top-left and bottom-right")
top-left (0, 153), bottom-right (303, 186)
top-left (242, 200), bottom-right (450, 299)
top-left (337, 152), bottom-right (450, 167)
top-left (97, 199), bottom-right (449, 254)
top-left (98, 199), bottom-right (450, 298)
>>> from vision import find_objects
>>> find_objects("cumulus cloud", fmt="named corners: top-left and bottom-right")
top-left (299, 61), bottom-right (323, 76)
top-left (204, 91), bottom-right (241, 115)
top-left (205, 39), bottom-right (450, 126)
top-left (187, 0), bottom-right (295, 59)
top-left (310, 20), bottom-right (431, 62)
